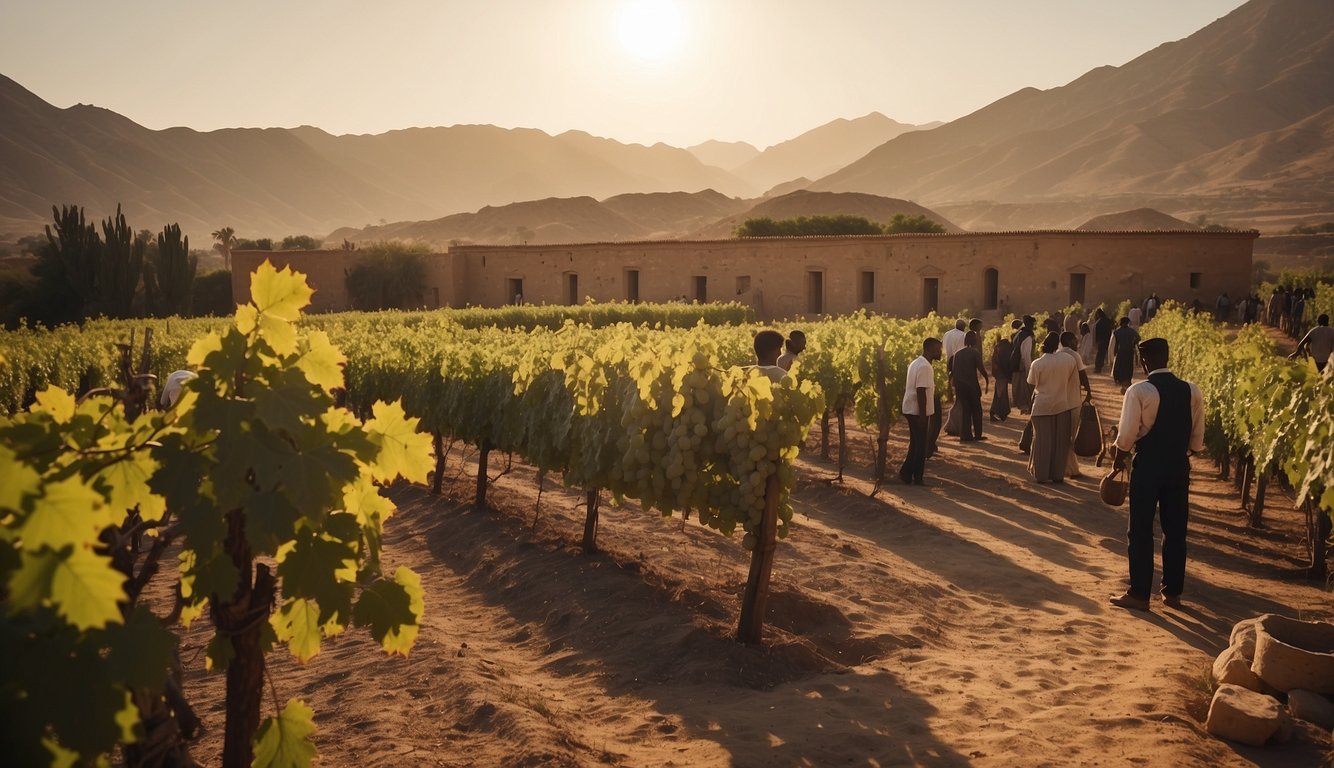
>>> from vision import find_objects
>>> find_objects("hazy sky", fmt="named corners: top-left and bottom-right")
top-left (2, 0), bottom-right (1247, 149)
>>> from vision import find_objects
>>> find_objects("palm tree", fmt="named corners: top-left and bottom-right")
top-left (211, 226), bottom-right (236, 271)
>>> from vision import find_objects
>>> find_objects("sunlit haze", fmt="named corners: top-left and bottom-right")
top-left (2, 0), bottom-right (1248, 148)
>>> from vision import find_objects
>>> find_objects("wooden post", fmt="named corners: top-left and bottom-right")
top-left (431, 431), bottom-right (445, 495)
top-left (1251, 467), bottom-right (1270, 528)
top-left (820, 408), bottom-right (831, 460)
top-left (1240, 456), bottom-right (1255, 518)
top-left (835, 403), bottom-right (847, 482)
top-left (582, 488), bottom-right (600, 553)
top-left (737, 474), bottom-right (781, 645)
top-left (873, 347), bottom-right (890, 484)
top-left (1307, 499), bottom-right (1330, 580)
top-left (475, 439), bottom-right (491, 508)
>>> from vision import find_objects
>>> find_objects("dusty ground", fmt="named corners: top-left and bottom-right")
top-left (175, 368), bottom-right (1333, 767)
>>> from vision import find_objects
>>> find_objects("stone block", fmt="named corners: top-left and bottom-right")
top-left (1251, 615), bottom-right (1334, 694)
top-left (1213, 645), bottom-right (1262, 690)
top-left (1205, 684), bottom-right (1283, 747)
top-left (1230, 617), bottom-right (1263, 659)
top-left (1287, 689), bottom-right (1334, 730)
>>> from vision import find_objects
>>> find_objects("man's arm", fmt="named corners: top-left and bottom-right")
top-left (1290, 329), bottom-right (1314, 358)
top-left (916, 386), bottom-right (928, 418)
top-left (1113, 386), bottom-right (1141, 467)
top-left (1078, 370), bottom-right (1091, 398)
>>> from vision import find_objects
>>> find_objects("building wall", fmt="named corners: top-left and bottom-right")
top-left (449, 231), bottom-right (1256, 319)
top-left (231, 231), bottom-right (1255, 319)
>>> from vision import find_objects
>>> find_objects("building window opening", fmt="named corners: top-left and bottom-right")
top-left (693, 275), bottom-right (707, 303)
top-left (860, 270), bottom-right (875, 304)
top-left (922, 277), bottom-right (939, 315)
top-left (807, 271), bottom-right (824, 315)
top-left (565, 273), bottom-right (578, 305)
top-left (1069, 273), bottom-right (1086, 305)
top-left (507, 278), bottom-right (524, 305)
top-left (1189, 272), bottom-right (1202, 289)
top-left (735, 275), bottom-right (751, 294)
top-left (433, 287), bottom-right (441, 308)
top-left (983, 268), bottom-right (999, 310)
top-left (626, 269), bottom-right (640, 302)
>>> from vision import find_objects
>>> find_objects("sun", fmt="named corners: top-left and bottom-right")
top-left (616, 0), bottom-right (685, 61)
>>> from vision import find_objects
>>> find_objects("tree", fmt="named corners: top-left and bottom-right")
top-left (96, 205), bottom-right (145, 319)
top-left (233, 238), bottom-right (273, 251)
top-left (212, 227), bottom-right (237, 271)
top-left (734, 215), bottom-right (883, 237)
top-left (280, 234), bottom-right (322, 250)
top-left (144, 223), bottom-right (197, 317)
top-left (884, 213), bottom-right (945, 234)
top-left (30, 204), bottom-right (102, 325)
top-left (345, 242), bottom-right (430, 311)
top-left (192, 270), bottom-right (235, 316)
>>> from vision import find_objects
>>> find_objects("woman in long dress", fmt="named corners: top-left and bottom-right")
top-left (990, 337), bottom-right (1012, 421)
top-left (1110, 317), bottom-right (1140, 393)
top-left (1026, 333), bottom-right (1078, 483)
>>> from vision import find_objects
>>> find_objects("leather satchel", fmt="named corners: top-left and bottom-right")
top-left (1074, 396), bottom-right (1103, 457)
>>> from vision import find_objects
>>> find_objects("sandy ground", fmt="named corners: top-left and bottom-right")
top-left (173, 367), bottom-right (1333, 767)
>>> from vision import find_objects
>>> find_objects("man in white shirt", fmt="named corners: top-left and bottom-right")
top-left (751, 329), bottom-right (790, 383)
top-left (1128, 305), bottom-right (1143, 329)
top-left (900, 337), bottom-right (942, 486)
top-left (1291, 313), bottom-right (1333, 373)
top-left (1109, 337), bottom-right (1205, 612)
top-left (942, 319), bottom-right (967, 363)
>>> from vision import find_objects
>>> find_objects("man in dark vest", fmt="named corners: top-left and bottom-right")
top-left (1108, 338), bottom-right (1204, 611)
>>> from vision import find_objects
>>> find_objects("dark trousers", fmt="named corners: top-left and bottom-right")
top-left (927, 393), bottom-right (942, 456)
top-left (957, 387), bottom-right (983, 440)
top-left (900, 414), bottom-right (928, 483)
top-left (1127, 459), bottom-right (1190, 598)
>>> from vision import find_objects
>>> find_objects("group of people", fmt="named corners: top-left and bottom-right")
top-left (896, 316), bottom-right (1204, 613)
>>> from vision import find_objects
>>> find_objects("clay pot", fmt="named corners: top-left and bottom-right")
top-left (1251, 615), bottom-right (1334, 694)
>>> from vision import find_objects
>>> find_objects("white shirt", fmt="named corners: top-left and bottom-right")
top-left (1019, 334), bottom-right (1034, 368)
top-left (902, 356), bottom-right (936, 416)
top-left (1058, 346), bottom-right (1086, 412)
top-left (1078, 333), bottom-right (1095, 364)
top-left (753, 365), bottom-right (789, 383)
top-left (1027, 350), bottom-right (1078, 417)
top-left (1114, 369), bottom-right (1205, 453)
top-left (1128, 307), bottom-right (1143, 328)
top-left (943, 328), bottom-right (967, 361)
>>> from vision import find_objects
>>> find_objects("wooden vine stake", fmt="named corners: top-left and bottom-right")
top-left (582, 488), bottom-right (601, 553)
top-left (737, 474), bottom-right (781, 645)
top-left (836, 402), bottom-right (847, 482)
top-left (475, 438), bottom-right (491, 507)
top-left (431, 431), bottom-right (446, 495)
top-left (872, 347), bottom-right (891, 487)
top-left (1307, 498), bottom-right (1331, 580)
top-left (820, 408), bottom-right (832, 460)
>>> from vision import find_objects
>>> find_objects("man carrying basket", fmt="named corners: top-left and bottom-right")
top-left (1107, 337), bottom-right (1205, 612)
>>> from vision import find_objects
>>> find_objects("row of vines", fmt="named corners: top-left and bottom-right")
top-left (1140, 305), bottom-right (1334, 576)
top-left (1, 264), bottom-right (953, 767)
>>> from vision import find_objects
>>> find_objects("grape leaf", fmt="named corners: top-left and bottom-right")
top-left (92, 450), bottom-right (167, 523)
top-left (272, 598), bottom-right (323, 663)
top-left (10, 546), bottom-right (126, 630)
top-left (32, 386), bottom-right (77, 424)
top-left (102, 604), bottom-right (177, 690)
top-left (252, 699), bottom-right (318, 768)
top-left (294, 330), bottom-right (346, 392)
top-left (20, 476), bottom-right (118, 550)
top-left (362, 400), bottom-right (433, 484)
top-left (250, 261), bottom-right (313, 323)
top-left (0, 444), bottom-right (40, 511)
top-left (353, 567), bottom-right (423, 656)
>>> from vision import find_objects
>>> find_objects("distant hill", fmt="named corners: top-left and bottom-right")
top-left (761, 178), bottom-right (813, 199)
top-left (328, 190), bottom-right (751, 246)
top-left (0, 75), bottom-right (754, 243)
top-left (1077, 208), bottom-right (1199, 231)
top-left (686, 140), bottom-right (760, 171)
top-left (814, 0), bottom-right (1334, 203)
top-left (731, 113), bottom-right (939, 194)
top-left (691, 190), bottom-right (962, 239)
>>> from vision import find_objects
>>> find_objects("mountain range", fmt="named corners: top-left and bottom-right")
top-left (1, 0), bottom-right (1331, 246)
top-left (812, 0), bottom-right (1334, 205)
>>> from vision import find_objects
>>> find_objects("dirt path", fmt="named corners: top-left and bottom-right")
top-left (176, 369), bottom-right (1332, 767)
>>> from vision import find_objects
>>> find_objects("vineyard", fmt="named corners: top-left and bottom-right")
top-left (2, 264), bottom-right (1332, 766)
